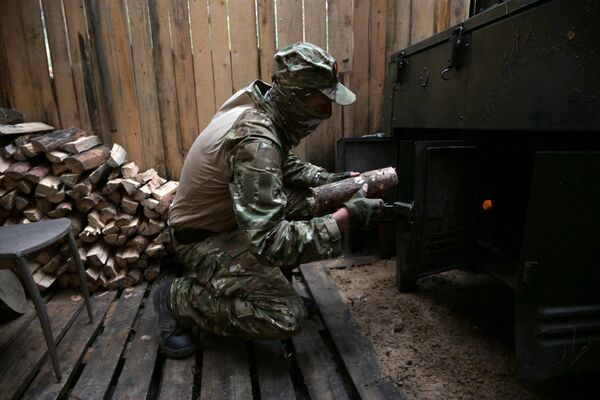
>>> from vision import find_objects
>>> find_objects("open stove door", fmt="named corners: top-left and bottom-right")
top-left (516, 151), bottom-right (600, 380)
top-left (396, 141), bottom-right (478, 290)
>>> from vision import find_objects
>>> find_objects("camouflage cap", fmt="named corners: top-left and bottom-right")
top-left (273, 42), bottom-right (356, 106)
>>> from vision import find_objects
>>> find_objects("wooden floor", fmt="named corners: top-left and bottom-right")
top-left (0, 260), bottom-right (403, 400)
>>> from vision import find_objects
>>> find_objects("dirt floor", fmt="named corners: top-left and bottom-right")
top-left (328, 257), bottom-right (600, 400)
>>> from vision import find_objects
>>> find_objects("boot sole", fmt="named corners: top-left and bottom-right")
top-left (153, 284), bottom-right (197, 359)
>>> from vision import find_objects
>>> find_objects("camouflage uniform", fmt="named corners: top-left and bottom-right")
top-left (169, 42), bottom-right (356, 340)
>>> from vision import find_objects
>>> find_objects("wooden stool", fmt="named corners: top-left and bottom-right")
top-left (0, 218), bottom-right (93, 381)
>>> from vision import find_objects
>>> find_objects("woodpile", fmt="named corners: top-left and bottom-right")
top-left (0, 115), bottom-right (178, 293)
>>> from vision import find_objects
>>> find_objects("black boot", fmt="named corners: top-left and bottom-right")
top-left (153, 281), bottom-right (197, 359)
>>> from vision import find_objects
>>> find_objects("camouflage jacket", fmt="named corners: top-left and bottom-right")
top-left (225, 80), bottom-right (342, 269)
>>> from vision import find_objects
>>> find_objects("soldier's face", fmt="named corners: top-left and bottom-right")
top-left (303, 92), bottom-right (333, 118)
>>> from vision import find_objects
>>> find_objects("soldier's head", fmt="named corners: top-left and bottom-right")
top-left (267, 42), bottom-right (356, 145)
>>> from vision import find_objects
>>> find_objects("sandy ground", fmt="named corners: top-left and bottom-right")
top-left (328, 257), bottom-right (599, 400)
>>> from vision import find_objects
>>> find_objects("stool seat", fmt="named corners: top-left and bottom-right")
top-left (0, 218), bottom-right (72, 259)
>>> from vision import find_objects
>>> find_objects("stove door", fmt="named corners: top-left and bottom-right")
top-left (397, 141), bottom-right (479, 290)
top-left (516, 151), bottom-right (600, 380)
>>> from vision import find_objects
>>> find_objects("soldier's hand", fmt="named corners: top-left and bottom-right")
top-left (317, 171), bottom-right (359, 185)
top-left (343, 183), bottom-right (384, 230)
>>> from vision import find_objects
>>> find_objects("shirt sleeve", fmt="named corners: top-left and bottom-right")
top-left (282, 151), bottom-right (327, 188)
top-left (228, 139), bottom-right (342, 270)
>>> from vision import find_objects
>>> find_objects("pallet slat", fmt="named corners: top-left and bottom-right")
top-left (158, 357), bottom-right (196, 400)
top-left (254, 340), bottom-right (295, 400)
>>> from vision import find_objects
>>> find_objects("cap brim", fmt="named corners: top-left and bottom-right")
top-left (320, 82), bottom-right (356, 106)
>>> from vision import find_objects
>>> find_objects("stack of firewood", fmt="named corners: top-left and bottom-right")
top-left (0, 119), bottom-right (178, 293)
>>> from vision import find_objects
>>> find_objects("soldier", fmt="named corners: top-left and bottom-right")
top-left (154, 42), bottom-right (383, 358)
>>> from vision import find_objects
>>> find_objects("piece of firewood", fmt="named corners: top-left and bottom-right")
top-left (133, 254), bottom-right (149, 269)
top-left (35, 175), bottom-right (61, 198)
top-left (19, 143), bottom-right (40, 158)
top-left (17, 179), bottom-right (34, 194)
top-left (105, 178), bottom-right (123, 193)
top-left (145, 243), bottom-right (166, 258)
top-left (103, 256), bottom-right (119, 278)
top-left (121, 161), bottom-right (139, 179)
top-left (47, 201), bottom-right (73, 218)
top-left (114, 212), bottom-right (133, 227)
top-left (138, 217), bottom-right (164, 236)
top-left (36, 197), bottom-right (53, 214)
top-left (126, 268), bottom-right (142, 287)
top-left (153, 229), bottom-right (171, 244)
top-left (47, 187), bottom-right (66, 203)
top-left (143, 207), bottom-right (160, 219)
top-left (64, 145), bottom-right (110, 173)
top-left (46, 150), bottom-right (70, 163)
top-left (116, 247), bottom-right (138, 268)
top-left (133, 176), bottom-right (162, 201)
top-left (121, 194), bottom-right (138, 215)
top-left (5, 160), bottom-right (31, 180)
top-left (140, 168), bottom-right (160, 183)
top-left (104, 233), bottom-right (127, 246)
top-left (100, 204), bottom-right (117, 223)
top-left (0, 189), bottom-right (16, 210)
top-left (30, 127), bottom-right (83, 152)
top-left (0, 143), bottom-right (17, 158)
top-left (120, 215), bottom-right (140, 236)
top-left (140, 196), bottom-right (159, 210)
top-left (74, 179), bottom-right (92, 196)
top-left (25, 164), bottom-right (51, 184)
top-left (130, 235), bottom-right (149, 253)
top-left (88, 162), bottom-right (113, 185)
top-left (52, 162), bottom-right (69, 175)
top-left (0, 107), bottom-right (24, 124)
top-left (24, 206), bottom-right (43, 222)
top-left (62, 135), bottom-right (101, 154)
top-left (14, 193), bottom-right (30, 211)
top-left (87, 241), bottom-right (109, 267)
top-left (153, 194), bottom-right (174, 214)
top-left (33, 269), bottom-right (57, 291)
top-left (60, 173), bottom-right (80, 188)
top-left (152, 181), bottom-right (179, 201)
top-left (144, 260), bottom-right (160, 282)
top-left (308, 167), bottom-right (399, 215)
top-left (88, 210), bottom-right (105, 229)
top-left (41, 254), bottom-right (63, 274)
top-left (68, 212), bottom-right (86, 236)
top-left (3, 176), bottom-right (18, 190)
top-left (79, 225), bottom-right (101, 242)
top-left (12, 149), bottom-right (27, 161)
top-left (105, 270), bottom-right (127, 290)
top-left (107, 143), bottom-right (127, 167)
top-left (0, 155), bottom-right (10, 173)
top-left (121, 178), bottom-right (141, 195)
top-left (85, 265), bottom-right (103, 281)
top-left (102, 220), bottom-right (119, 235)
top-left (106, 190), bottom-right (122, 205)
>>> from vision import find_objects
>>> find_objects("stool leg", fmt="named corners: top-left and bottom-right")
top-left (68, 233), bottom-right (93, 323)
top-left (16, 256), bottom-right (62, 381)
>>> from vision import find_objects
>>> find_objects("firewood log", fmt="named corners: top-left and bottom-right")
top-left (100, 204), bottom-right (117, 223)
top-left (140, 196), bottom-right (159, 210)
top-left (60, 173), bottom-right (80, 188)
top-left (25, 164), bottom-right (51, 184)
top-left (41, 254), bottom-right (62, 274)
top-left (0, 155), bottom-right (10, 173)
top-left (12, 149), bottom-right (27, 161)
top-left (121, 178), bottom-right (141, 195)
top-left (30, 127), bottom-right (83, 152)
top-left (19, 143), bottom-right (40, 158)
top-left (5, 160), bottom-right (31, 180)
top-left (152, 181), bottom-right (179, 201)
top-left (3, 176), bottom-right (18, 190)
top-left (153, 229), bottom-right (171, 244)
top-left (121, 161), bottom-right (139, 179)
top-left (114, 212), bottom-right (133, 227)
top-left (52, 162), bottom-right (69, 175)
top-left (130, 235), bottom-right (149, 253)
top-left (85, 265), bottom-right (103, 281)
top-left (121, 194), bottom-right (138, 215)
top-left (143, 207), bottom-right (160, 219)
top-left (107, 143), bottom-right (127, 167)
top-left (0, 189), bottom-right (16, 210)
top-left (103, 256), bottom-right (119, 278)
top-left (105, 178), bottom-right (122, 193)
top-left (88, 162), bottom-right (113, 184)
top-left (64, 145), bottom-right (110, 173)
top-left (102, 220), bottom-right (119, 235)
top-left (46, 150), bottom-right (70, 163)
top-left (14, 193), bottom-right (30, 211)
top-left (35, 175), bottom-right (61, 198)
top-left (88, 210), bottom-right (105, 229)
top-left (87, 241), bottom-right (109, 267)
top-left (133, 176), bottom-right (162, 201)
top-left (105, 270), bottom-right (126, 290)
top-left (79, 225), bottom-right (101, 242)
top-left (144, 260), bottom-right (160, 282)
top-left (0, 143), bottom-right (17, 158)
top-left (17, 179), bottom-right (34, 194)
top-left (33, 269), bottom-right (57, 291)
top-left (126, 268), bottom-right (142, 287)
top-left (154, 194), bottom-right (174, 214)
top-left (47, 201), bottom-right (73, 218)
top-left (146, 243), bottom-right (166, 258)
top-left (74, 179), bottom-right (92, 196)
top-left (23, 206), bottom-right (43, 222)
top-left (120, 215), bottom-right (140, 236)
top-left (47, 188), bottom-right (66, 203)
top-left (0, 107), bottom-right (24, 124)
top-left (62, 135), bottom-right (101, 154)
top-left (138, 217), bottom-right (164, 236)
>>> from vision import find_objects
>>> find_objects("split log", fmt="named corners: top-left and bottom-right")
top-left (33, 269), bottom-right (57, 291)
top-left (88, 162), bottom-right (113, 184)
top-left (105, 178), bottom-right (123, 193)
top-left (35, 175), bottom-right (61, 197)
top-left (120, 216), bottom-right (140, 236)
top-left (140, 168), bottom-right (160, 183)
top-left (105, 271), bottom-right (127, 290)
top-left (30, 127), bottom-right (83, 152)
top-left (308, 167), bottom-right (399, 215)
top-left (62, 135), bottom-right (101, 154)
top-left (0, 107), bottom-right (24, 124)
top-left (17, 179), bottom-right (34, 194)
top-left (14, 194), bottom-right (30, 211)
top-left (47, 201), bottom-right (73, 218)
top-left (107, 143), bottom-right (127, 167)
top-left (133, 176), bottom-right (162, 201)
top-left (74, 179), bottom-right (92, 196)
top-left (138, 218), bottom-right (164, 236)
top-left (153, 229), bottom-right (171, 244)
top-left (88, 210), bottom-right (105, 229)
top-left (126, 268), bottom-right (142, 287)
top-left (154, 194), bottom-right (174, 214)
top-left (3, 176), bottom-right (18, 190)
top-left (102, 221), bottom-right (119, 235)
top-left (64, 145), bottom-right (110, 173)
top-left (5, 161), bottom-right (31, 180)
top-left (20, 143), bottom-right (40, 158)
top-left (116, 247), bottom-right (138, 268)
top-left (87, 241), bottom-right (109, 267)
top-left (103, 256), bottom-right (119, 278)
top-left (25, 164), bottom-right (51, 184)
top-left (104, 233), bottom-right (127, 246)
top-left (152, 181), bottom-right (179, 201)
top-left (86, 265), bottom-right (103, 281)
top-left (121, 195), bottom-right (138, 215)
top-left (60, 173), bottom-right (80, 188)
top-left (143, 207), bottom-right (160, 219)
top-left (100, 204), bottom-right (117, 223)
top-left (114, 212), bottom-right (134, 227)
top-left (79, 225), bottom-right (101, 242)
top-left (0, 155), bottom-right (10, 173)
top-left (46, 150), bottom-right (70, 163)
top-left (0, 189), bottom-right (16, 210)
top-left (146, 243), bottom-right (166, 258)
top-left (68, 213), bottom-right (86, 236)
top-left (0, 143), bottom-right (17, 158)
top-left (121, 178), bottom-right (141, 195)
top-left (41, 254), bottom-right (63, 274)
top-left (23, 206), bottom-right (43, 222)
top-left (140, 197), bottom-right (159, 210)
top-left (52, 162), bottom-right (69, 175)
top-left (121, 161), bottom-right (139, 179)
top-left (130, 235), bottom-right (149, 253)
top-left (144, 260), bottom-right (160, 282)
top-left (13, 149), bottom-right (27, 161)
top-left (47, 188), bottom-right (66, 203)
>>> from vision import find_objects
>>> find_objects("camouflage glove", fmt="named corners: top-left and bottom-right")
top-left (312, 171), bottom-right (353, 186)
top-left (343, 185), bottom-right (384, 230)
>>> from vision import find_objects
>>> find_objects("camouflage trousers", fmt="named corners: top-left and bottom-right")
top-left (169, 188), bottom-right (312, 339)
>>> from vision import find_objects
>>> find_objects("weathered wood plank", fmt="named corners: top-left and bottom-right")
top-left (0, 123), bottom-right (54, 136)
top-left (300, 263), bottom-right (404, 400)
top-left (41, 0), bottom-right (80, 128)
top-left (450, 0), bottom-right (471, 26)
top-left (253, 340), bottom-right (295, 400)
top-left (170, 0), bottom-right (199, 157)
top-left (0, 291), bottom-right (85, 400)
top-left (21, 290), bottom-right (117, 400)
top-left (111, 293), bottom-right (159, 400)
top-left (70, 284), bottom-right (147, 399)
top-left (128, 0), bottom-right (167, 177)
top-left (208, 0), bottom-right (234, 109)
top-left (18, 0), bottom-right (60, 127)
top-left (148, 0), bottom-right (183, 180)
top-left (189, 0), bottom-right (216, 132)
top-left (349, 0), bottom-right (371, 137)
top-left (256, 0), bottom-right (277, 83)
top-left (434, 0), bottom-right (451, 34)
top-left (368, 0), bottom-right (388, 133)
top-left (0, 301), bottom-right (36, 355)
top-left (228, 0), bottom-right (260, 92)
top-left (410, 0), bottom-right (435, 44)
top-left (200, 334), bottom-right (252, 400)
top-left (159, 356), bottom-right (196, 400)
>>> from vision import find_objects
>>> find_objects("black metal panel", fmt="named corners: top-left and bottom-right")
top-left (515, 152), bottom-right (600, 380)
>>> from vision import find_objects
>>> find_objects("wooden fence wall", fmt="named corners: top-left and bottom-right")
top-left (0, 0), bottom-right (469, 179)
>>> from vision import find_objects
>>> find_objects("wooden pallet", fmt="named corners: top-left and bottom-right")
top-left (0, 261), bottom-right (403, 400)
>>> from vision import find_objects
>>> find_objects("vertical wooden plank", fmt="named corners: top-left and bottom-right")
top-left (257, 0), bottom-right (277, 83)
top-left (450, 0), bottom-right (471, 26)
top-left (208, 0), bottom-right (234, 109)
top-left (170, 0), bottom-right (200, 156)
top-left (62, 0), bottom-right (95, 134)
top-left (368, 0), bottom-right (387, 133)
top-left (18, 0), bottom-right (61, 126)
top-left (148, 0), bottom-right (184, 180)
top-left (189, 0), bottom-right (217, 132)
top-left (434, 0), bottom-right (451, 33)
top-left (228, 0), bottom-right (260, 92)
top-left (97, 1), bottom-right (145, 165)
top-left (128, 0), bottom-right (167, 177)
top-left (410, 0), bottom-right (435, 44)
top-left (277, 0), bottom-right (305, 161)
top-left (0, 26), bottom-right (13, 108)
top-left (349, 0), bottom-right (371, 137)
top-left (41, 0), bottom-right (80, 128)
top-left (386, 0), bottom-right (412, 58)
